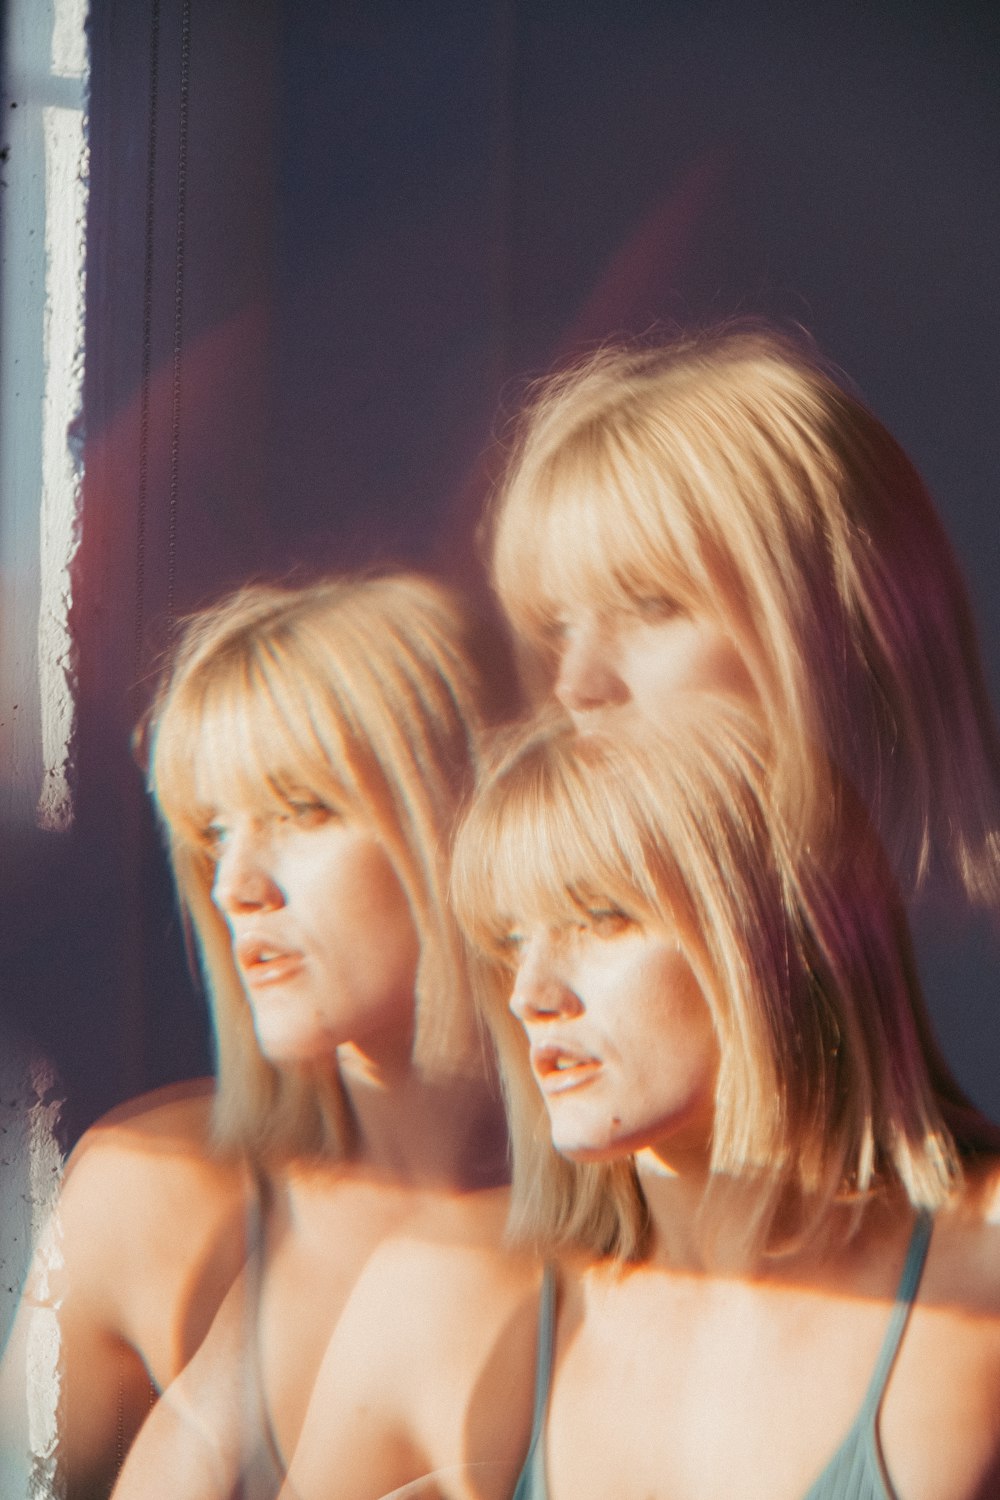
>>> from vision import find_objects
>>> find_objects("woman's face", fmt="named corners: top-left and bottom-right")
top-left (507, 910), bottom-right (718, 1169)
top-left (550, 600), bottom-right (756, 730)
top-left (207, 798), bottom-right (420, 1069)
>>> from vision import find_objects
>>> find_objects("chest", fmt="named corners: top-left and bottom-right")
top-left (253, 1177), bottom-right (417, 1463)
top-left (542, 1276), bottom-right (1000, 1500)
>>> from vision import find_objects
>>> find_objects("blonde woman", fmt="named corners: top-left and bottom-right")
top-left (4, 574), bottom-right (538, 1500)
top-left (452, 705), bottom-right (1000, 1500)
top-left (491, 327), bottom-right (1000, 908)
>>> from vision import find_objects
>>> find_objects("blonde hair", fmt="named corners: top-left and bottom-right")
top-left (452, 704), bottom-right (990, 1263)
top-left (491, 328), bottom-right (1000, 907)
top-left (145, 572), bottom-right (501, 1164)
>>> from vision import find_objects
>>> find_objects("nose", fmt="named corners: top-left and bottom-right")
top-left (211, 825), bottom-right (284, 917)
top-left (554, 619), bottom-right (629, 714)
top-left (509, 934), bottom-right (583, 1024)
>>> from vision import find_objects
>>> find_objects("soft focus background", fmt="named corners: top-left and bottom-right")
top-left (2, 0), bottom-right (999, 1158)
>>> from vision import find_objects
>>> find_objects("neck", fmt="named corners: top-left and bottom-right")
top-left (634, 1134), bottom-right (786, 1274)
top-left (335, 1044), bottom-right (509, 1192)
top-left (635, 1147), bottom-right (913, 1280)
top-left (634, 1147), bottom-right (716, 1272)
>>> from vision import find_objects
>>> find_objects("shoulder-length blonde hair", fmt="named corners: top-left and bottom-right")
top-left (491, 328), bottom-right (1000, 908)
top-left (452, 703), bottom-right (993, 1263)
top-left (144, 572), bottom-right (503, 1165)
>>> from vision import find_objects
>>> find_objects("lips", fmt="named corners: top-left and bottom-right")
top-left (234, 936), bottom-right (305, 988)
top-left (530, 1043), bottom-right (602, 1096)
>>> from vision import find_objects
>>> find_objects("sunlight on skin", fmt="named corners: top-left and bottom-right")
top-left (6, 574), bottom-right (538, 1498)
top-left (461, 704), bottom-right (1000, 1497)
top-left (508, 916), bottom-right (718, 1170)
top-left (205, 804), bottom-right (421, 1074)
top-left (503, 912), bottom-right (1000, 1496)
top-left (552, 604), bottom-right (758, 732)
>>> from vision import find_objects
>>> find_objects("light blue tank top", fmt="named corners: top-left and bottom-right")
top-left (512, 1211), bottom-right (933, 1500)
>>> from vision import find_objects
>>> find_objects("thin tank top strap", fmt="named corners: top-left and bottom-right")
top-left (857, 1209), bottom-right (933, 1426)
top-left (529, 1263), bottom-right (558, 1446)
top-left (512, 1263), bottom-right (558, 1500)
top-left (248, 1162), bottom-right (268, 1256)
top-left (244, 1169), bottom-right (288, 1485)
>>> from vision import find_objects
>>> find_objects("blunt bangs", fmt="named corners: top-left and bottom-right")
top-left (140, 569), bottom-right (504, 1165)
top-left (151, 631), bottom-right (358, 853)
top-left (495, 410), bottom-right (708, 661)
top-left (455, 720), bottom-right (671, 964)
top-left (493, 333), bottom-right (856, 699)
top-left (457, 703), bottom-right (973, 1262)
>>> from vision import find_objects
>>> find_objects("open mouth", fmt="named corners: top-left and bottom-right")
top-left (235, 939), bottom-right (305, 988)
top-left (530, 1044), bottom-right (602, 1095)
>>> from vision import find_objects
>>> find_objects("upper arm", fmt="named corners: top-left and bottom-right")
top-left (2, 1090), bottom-right (245, 1500)
top-left (112, 1270), bottom-right (278, 1500)
top-left (0, 1127), bottom-right (158, 1500)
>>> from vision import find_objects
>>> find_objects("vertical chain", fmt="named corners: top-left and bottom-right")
top-left (115, 1347), bottom-right (125, 1473)
top-left (167, 0), bottom-right (191, 636)
top-left (134, 0), bottom-right (161, 675)
top-left (491, 0), bottom-right (515, 399)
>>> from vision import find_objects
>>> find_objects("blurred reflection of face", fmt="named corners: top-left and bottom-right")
top-left (507, 910), bottom-right (718, 1171)
top-left (551, 600), bottom-right (756, 731)
top-left (208, 799), bottom-right (419, 1069)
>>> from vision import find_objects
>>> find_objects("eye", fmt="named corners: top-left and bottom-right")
top-left (279, 798), bottom-right (336, 829)
top-left (198, 820), bottom-right (229, 860)
top-left (495, 928), bottom-right (526, 958)
top-left (579, 906), bottom-right (634, 937)
top-left (538, 614), bottom-right (571, 649)
top-left (631, 593), bottom-right (684, 623)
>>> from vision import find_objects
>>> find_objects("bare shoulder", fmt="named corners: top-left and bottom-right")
top-left (43, 1079), bottom-right (250, 1349)
top-left (67, 1077), bottom-right (219, 1167)
top-left (61, 1078), bottom-right (241, 1220)
top-left (369, 1194), bottom-right (542, 1455)
top-left (930, 1154), bottom-right (1000, 1315)
top-left (975, 1152), bottom-right (1000, 1227)
top-left (879, 1167), bottom-right (1000, 1499)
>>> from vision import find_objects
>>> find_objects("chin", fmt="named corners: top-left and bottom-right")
top-left (254, 1028), bottom-right (340, 1068)
top-left (549, 1105), bottom-right (672, 1164)
top-left (551, 1125), bottom-right (636, 1164)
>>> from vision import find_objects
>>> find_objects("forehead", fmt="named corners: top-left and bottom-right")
top-left (479, 770), bottom-right (666, 935)
top-left (165, 674), bottom-right (354, 827)
top-left (524, 467), bottom-right (706, 628)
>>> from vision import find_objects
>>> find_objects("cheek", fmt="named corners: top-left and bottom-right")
top-left (339, 855), bottom-right (420, 992)
top-left (699, 637), bottom-right (757, 704)
top-left (546, 952), bottom-right (718, 1161)
top-left (632, 1023), bottom-right (718, 1108)
top-left (309, 839), bottom-right (410, 930)
top-left (614, 965), bottom-right (718, 1128)
top-left (351, 857), bottom-right (413, 931)
top-left (291, 839), bottom-right (420, 997)
top-left (632, 624), bottom-right (757, 712)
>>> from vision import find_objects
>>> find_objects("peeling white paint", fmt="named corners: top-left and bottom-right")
top-left (0, 1052), bottom-right (65, 1500)
top-left (25, 1304), bottom-right (63, 1499)
top-left (35, 0), bottom-right (89, 835)
top-left (50, 0), bottom-right (88, 80)
top-left (26, 1059), bottom-right (63, 1268)
top-left (24, 1061), bottom-right (65, 1499)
